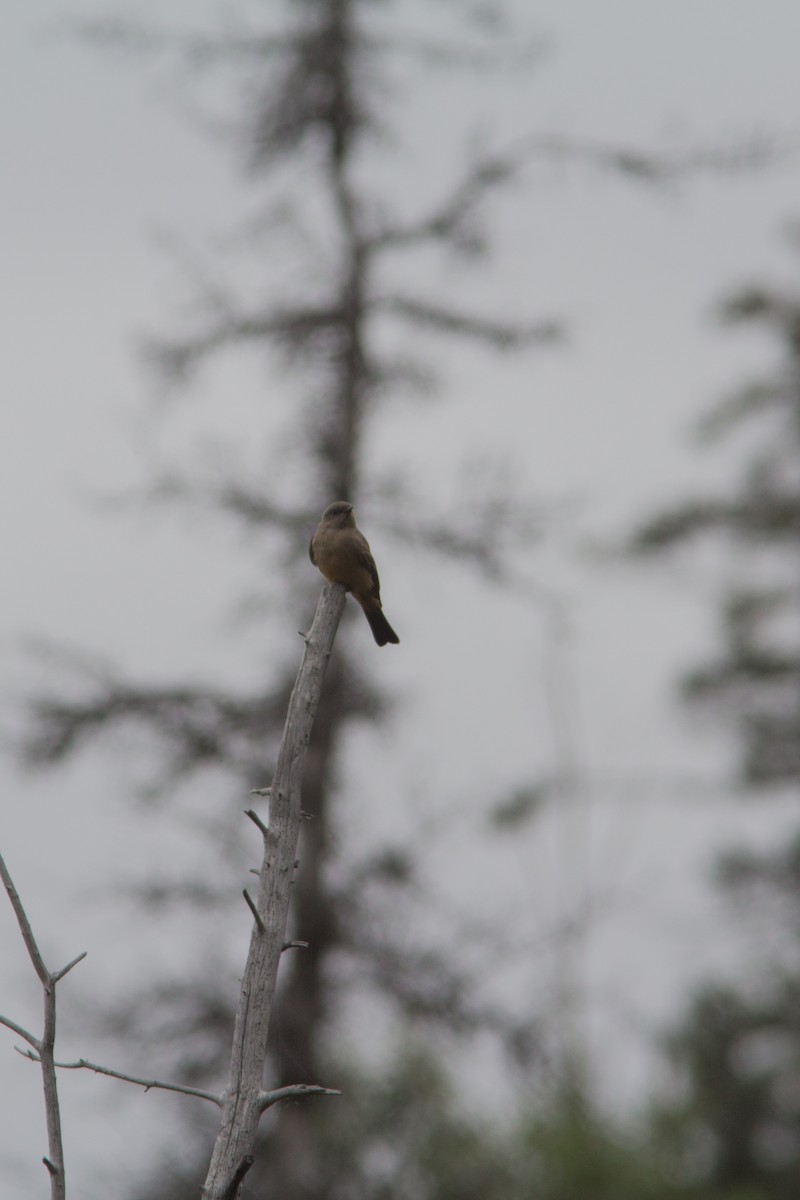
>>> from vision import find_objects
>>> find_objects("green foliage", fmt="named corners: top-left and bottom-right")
top-left (514, 1084), bottom-right (680, 1200)
top-left (297, 1048), bottom-right (684, 1200)
top-left (653, 983), bottom-right (800, 1200)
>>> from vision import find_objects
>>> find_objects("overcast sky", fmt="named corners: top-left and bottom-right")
top-left (3, 2), bottom-right (800, 1195)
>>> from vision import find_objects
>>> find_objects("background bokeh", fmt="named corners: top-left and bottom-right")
top-left (3, 2), bottom-right (800, 1197)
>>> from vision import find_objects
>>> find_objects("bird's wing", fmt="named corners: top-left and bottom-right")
top-left (352, 533), bottom-right (381, 599)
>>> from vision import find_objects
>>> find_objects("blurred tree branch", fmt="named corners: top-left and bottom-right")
top-left (630, 244), bottom-right (800, 786)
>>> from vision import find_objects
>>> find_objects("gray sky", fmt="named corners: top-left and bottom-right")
top-left (3, 1), bottom-right (800, 1194)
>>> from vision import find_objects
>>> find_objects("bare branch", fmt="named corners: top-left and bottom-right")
top-left (0, 1014), bottom-right (40, 1048)
top-left (244, 808), bottom-right (270, 839)
top-left (370, 127), bottom-right (775, 264)
top-left (105, 467), bottom-right (312, 543)
top-left (525, 130), bottom-right (779, 184)
top-left (146, 278), bottom-right (559, 392)
top-left (0, 852), bottom-right (50, 987)
top-left (75, 12), bottom-right (543, 77)
top-left (27, 1052), bottom-right (222, 1106)
top-left (145, 301), bottom-right (346, 383)
top-left (378, 28), bottom-right (547, 72)
top-left (19, 668), bottom-right (287, 784)
top-left (203, 583), bottom-right (345, 1198)
top-left (370, 152), bottom-right (517, 253)
top-left (257, 1083), bottom-right (342, 1113)
top-left (0, 850), bottom-right (81, 1200)
top-left (242, 888), bottom-right (266, 934)
top-left (52, 952), bottom-right (88, 984)
top-left (74, 18), bottom-right (289, 69)
top-left (378, 294), bottom-right (562, 349)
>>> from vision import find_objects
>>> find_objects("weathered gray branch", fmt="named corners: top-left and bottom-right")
top-left (202, 583), bottom-right (346, 1199)
top-left (0, 1013), bottom-right (39, 1047)
top-left (16, 1050), bottom-right (223, 1106)
top-left (258, 1083), bottom-right (341, 1112)
top-left (0, 851), bottom-right (86, 1200)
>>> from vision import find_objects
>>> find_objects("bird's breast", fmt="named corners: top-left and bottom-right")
top-left (311, 527), bottom-right (374, 594)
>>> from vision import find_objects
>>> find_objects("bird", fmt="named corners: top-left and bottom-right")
top-left (309, 501), bottom-right (400, 646)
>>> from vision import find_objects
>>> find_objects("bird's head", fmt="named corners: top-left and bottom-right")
top-left (321, 500), bottom-right (355, 528)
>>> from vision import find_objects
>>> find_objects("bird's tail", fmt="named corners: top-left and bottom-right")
top-left (361, 601), bottom-right (400, 647)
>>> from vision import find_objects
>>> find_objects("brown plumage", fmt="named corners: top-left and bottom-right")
top-left (309, 501), bottom-right (400, 646)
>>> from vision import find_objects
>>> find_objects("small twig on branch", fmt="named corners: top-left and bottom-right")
top-left (257, 1083), bottom-right (342, 1113)
top-left (52, 952), bottom-right (88, 983)
top-left (282, 940), bottom-right (309, 952)
top-left (242, 888), bottom-right (266, 933)
top-left (0, 850), bottom-right (87, 1200)
top-left (244, 807), bottom-right (269, 838)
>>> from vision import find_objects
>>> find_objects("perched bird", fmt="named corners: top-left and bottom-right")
top-left (309, 501), bottom-right (400, 646)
